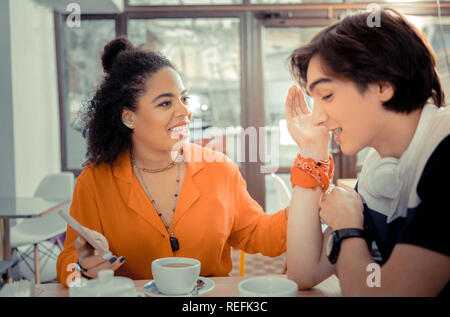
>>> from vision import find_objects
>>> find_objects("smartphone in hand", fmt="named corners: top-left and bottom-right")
top-left (58, 210), bottom-right (112, 259)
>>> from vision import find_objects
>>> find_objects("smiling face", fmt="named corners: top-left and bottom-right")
top-left (122, 66), bottom-right (192, 152)
top-left (306, 55), bottom-right (394, 156)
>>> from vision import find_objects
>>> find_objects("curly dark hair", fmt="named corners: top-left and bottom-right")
top-left (79, 37), bottom-right (174, 166)
top-left (289, 9), bottom-right (445, 113)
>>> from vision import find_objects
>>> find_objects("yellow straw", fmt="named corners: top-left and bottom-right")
top-left (239, 250), bottom-right (245, 276)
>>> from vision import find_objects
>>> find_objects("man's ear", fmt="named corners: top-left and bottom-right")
top-left (378, 82), bottom-right (395, 103)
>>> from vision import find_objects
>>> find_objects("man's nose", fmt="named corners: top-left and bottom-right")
top-left (311, 102), bottom-right (328, 126)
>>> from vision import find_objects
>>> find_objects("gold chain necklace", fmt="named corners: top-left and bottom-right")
top-left (131, 151), bottom-right (182, 173)
top-left (131, 152), bottom-right (182, 252)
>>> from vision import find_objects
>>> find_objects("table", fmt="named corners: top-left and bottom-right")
top-left (34, 275), bottom-right (341, 297)
top-left (0, 197), bottom-right (70, 261)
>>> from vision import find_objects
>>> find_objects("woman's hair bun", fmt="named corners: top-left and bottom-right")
top-left (101, 37), bottom-right (134, 74)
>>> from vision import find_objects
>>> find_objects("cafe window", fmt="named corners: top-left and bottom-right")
top-left (127, 18), bottom-right (241, 127)
top-left (57, 17), bottom-right (117, 173)
top-left (262, 27), bottom-right (324, 168)
top-left (420, 19), bottom-right (450, 105)
top-left (128, 0), bottom-right (243, 5)
top-left (127, 17), bottom-right (243, 163)
top-left (251, 0), bottom-right (341, 3)
top-left (56, 2), bottom-right (450, 209)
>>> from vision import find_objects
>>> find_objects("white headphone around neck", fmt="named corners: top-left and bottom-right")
top-left (366, 157), bottom-right (400, 200)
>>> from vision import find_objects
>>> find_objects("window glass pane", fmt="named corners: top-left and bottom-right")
top-left (61, 19), bottom-right (116, 170)
top-left (406, 16), bottom-right (450, 106)
top-left (265, 173), bottom-right (291, 214)
top-left (128, 0), bottom-right (243, 5)
top-left (251, 0), bottom-right (342, 3)
top-left (344, 0), bottom-right (435, 2)
top-left (128, 18), bottom-right (242, 162)
top-left (263, 27), bottom-right (324, 168)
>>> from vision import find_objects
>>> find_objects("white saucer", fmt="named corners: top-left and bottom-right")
top-left (143, 277), bottom-right (215, 297)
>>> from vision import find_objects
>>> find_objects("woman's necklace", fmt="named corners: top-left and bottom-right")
top-left (131, 153), bottom-right (182, 252)
top-left (132, 151), bottom-right (182, 173)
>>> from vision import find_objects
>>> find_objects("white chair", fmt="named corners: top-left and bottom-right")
top-left (264, 174), bottom-right (291, 274)
top-left (270, 173), bottom-right (328, 232)
top-left (270, 173), bottom-right (291, 210)
top-left (10, 172), bottom-right (74, 283)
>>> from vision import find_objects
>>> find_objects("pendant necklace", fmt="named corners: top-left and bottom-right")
top-left (131, 152), bottom-right (182, 252)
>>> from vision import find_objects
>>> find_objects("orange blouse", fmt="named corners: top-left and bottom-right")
top-left (57, 143), bottom-right (287, 287)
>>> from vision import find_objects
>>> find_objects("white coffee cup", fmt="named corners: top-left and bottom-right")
top-left (238, 276), bottom-right (298, 297)
top-left (151, 257), bottom-right (201, 295)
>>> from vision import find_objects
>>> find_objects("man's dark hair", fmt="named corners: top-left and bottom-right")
top-left (289, 9), bottom-right (445, 113)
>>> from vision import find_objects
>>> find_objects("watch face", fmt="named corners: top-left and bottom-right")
top-left (326, 233), bottom-right (333, 257)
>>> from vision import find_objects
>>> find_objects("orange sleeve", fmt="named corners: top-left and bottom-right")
top-left (228, 165), bottom-right (287, 256)
top-left (56, 167), bottom-right (104, 287)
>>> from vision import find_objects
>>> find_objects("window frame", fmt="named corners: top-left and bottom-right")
top-left (55, 13), bottom-right (121, 177)
top-left (55, 2), bottom-right (450, 208)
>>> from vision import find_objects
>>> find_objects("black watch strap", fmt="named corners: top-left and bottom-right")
top-left (328, 228), bottom-right (367, 264)
top-left (335, 228), bottom-right (366, 241)
top-left (76, 260), bottom-right (92, 279)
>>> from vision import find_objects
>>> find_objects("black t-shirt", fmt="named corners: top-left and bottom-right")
top-left (358, 134), bottom-right (450, 296)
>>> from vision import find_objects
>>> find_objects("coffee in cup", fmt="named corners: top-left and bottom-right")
top-left (162, 263), bottom-right (193, 268)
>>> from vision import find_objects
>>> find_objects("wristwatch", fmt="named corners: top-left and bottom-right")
top-left (326, 228), bottom-right (367, 264)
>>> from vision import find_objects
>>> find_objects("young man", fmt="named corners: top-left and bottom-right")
top-left (285, 9), bottom-right (449, 296)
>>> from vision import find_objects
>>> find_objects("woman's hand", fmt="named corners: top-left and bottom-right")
top-left (73, 227), bottom-right (125, 278)
top-left (285, 85), bottom-right (330, 161)
top-left (319, 185), bottom-right (364, 230)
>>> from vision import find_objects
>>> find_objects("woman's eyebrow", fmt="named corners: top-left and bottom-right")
top-left (151, 90), bottom-right (188, 103)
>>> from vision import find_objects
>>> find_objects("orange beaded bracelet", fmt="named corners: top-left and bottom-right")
top-left (290, 154), bottom-right (334, 191)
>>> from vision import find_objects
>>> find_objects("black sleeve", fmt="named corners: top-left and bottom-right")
top-left (397, 135), bottom-right (450, 257)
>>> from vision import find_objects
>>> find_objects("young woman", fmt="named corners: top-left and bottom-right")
top-left (56, 38), bottom-right (289, 287)
top-left (285, 9), bottom-right (449, 296)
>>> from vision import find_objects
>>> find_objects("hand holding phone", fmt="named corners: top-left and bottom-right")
top-left (59, 210), bottom-right (112, 259)
top-left (59, 211), bottom-right (126, 279)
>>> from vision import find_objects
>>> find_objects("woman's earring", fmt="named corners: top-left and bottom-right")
top-left (123, 121), bottom-right (133, 128)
